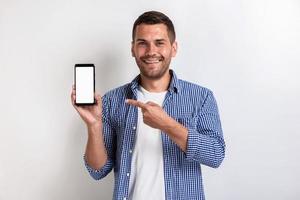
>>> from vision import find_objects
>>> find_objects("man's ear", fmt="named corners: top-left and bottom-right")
top-left (131, 41), bottom-right (135, 57)
top-left (171, 41), bottom-right (178, 57)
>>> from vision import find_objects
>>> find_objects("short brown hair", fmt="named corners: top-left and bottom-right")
top-left (132, 11), bottom-right (176, 43)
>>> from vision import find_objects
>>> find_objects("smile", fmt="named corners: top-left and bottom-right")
top-left (142, 58), bottom-right (163, 64)
top-left (143, 60), bottom-right (160, 64)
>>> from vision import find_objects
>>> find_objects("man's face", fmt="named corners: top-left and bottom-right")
top-left (131, 23), bottom-right (177, 80)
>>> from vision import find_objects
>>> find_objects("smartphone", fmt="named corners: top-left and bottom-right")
top-left (74, 64), bottom-right (95, 105)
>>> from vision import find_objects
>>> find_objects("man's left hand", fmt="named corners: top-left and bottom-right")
top-left (125, 99), bottom-right (173, 131)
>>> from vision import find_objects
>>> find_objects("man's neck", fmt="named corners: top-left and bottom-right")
top-left (139, 70), bottom-right (171, 93)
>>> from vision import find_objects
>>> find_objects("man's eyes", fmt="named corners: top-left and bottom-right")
top-left (137, 42), bottom-right (165, 46)
top-left (156, 42), bottom-right (165, 45)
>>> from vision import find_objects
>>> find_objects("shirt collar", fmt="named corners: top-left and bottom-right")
top-left (130, 69), bottom-right (181, 95)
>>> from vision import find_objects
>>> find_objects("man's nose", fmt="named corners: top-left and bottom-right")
top-left (146, 43), bottom-right (158, 56)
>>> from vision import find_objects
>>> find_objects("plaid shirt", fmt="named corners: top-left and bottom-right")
top-left (84, 69), bottom-right (226, 200)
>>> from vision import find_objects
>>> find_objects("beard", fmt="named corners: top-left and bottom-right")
top-left (135, 55), bottom-right (171, 80)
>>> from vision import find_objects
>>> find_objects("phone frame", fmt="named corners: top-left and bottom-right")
top-left (74, 63), bottom-right (95, 106)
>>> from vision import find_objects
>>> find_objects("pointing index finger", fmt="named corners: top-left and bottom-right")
top-left (126, 99), bottom-right (147, 109)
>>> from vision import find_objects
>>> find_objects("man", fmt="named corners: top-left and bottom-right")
top-left (71, 11), bottom-right (225, 200)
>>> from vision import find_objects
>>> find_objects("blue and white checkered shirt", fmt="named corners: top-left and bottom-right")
top-left (84, 69), bottom-right (226, 200)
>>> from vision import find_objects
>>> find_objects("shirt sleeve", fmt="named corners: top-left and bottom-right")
top-left (83, 94), bottom-right (116, 180)
top-left (185, 90), bottom-right (226, 168)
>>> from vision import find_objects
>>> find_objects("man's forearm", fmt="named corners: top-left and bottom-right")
top-left (85, 123), bottom-right (108, 170)
top-left (162, 117), bottom-right (188, 152)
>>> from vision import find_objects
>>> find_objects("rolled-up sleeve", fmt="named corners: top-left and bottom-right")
top-left (185, 90), bottom-right (226, 168)
top-left (83, 154), bottom-right (114, 180)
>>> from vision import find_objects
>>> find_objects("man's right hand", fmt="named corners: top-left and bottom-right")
top-left (71, 84), bottom-right (103, 127)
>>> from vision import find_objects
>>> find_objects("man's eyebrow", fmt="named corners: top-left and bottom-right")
top-left (155, 39), bottom-right (166, 42)
top-left (136, 39), bottom-right (146, 42)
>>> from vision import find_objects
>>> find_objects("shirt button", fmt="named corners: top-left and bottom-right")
top-left (126, 173), bottom-right (130, 177)
top-left (132, 126), bottom-right (136, 130)
top-left (123, 198), bottom-right (127, 200)
top-left (129, 150), bottom-right (133, 154)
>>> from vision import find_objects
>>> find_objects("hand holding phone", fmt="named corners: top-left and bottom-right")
top-left (71, 64), bottom-right (102, 126)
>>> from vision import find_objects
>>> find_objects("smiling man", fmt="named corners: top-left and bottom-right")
top-left (71, 11), bottom-right (225, 200)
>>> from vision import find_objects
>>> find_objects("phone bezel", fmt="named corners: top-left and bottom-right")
top-left (74, 63), bottom-right (95, 106)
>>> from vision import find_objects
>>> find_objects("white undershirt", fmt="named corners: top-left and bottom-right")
top-left (128, 86), bottom-right (167, 200)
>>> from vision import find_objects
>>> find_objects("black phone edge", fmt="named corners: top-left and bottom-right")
top-left (74, 63), bottom-right (96, 106)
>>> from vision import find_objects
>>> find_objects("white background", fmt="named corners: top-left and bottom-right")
top-left (1, 0), bottom-right (300, 199)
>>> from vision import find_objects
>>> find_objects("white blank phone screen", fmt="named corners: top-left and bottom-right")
top-left (76, 67), bottom-right (94, 104)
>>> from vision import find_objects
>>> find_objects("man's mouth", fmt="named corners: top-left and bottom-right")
top-left (142, 57), bottom-right (163, 64)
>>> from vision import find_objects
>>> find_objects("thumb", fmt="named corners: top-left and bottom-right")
top-left (95, 94), bottom-right (102, 104)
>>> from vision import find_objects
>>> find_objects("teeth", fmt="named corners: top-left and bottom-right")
top-left (144, 59), bottom-right (160, 64)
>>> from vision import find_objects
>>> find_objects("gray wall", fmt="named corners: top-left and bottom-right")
top-left (1, 0), bottom-right (300, 199)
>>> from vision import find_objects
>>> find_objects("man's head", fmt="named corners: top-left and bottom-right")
top-left (132, 11), bottom-right (176, 44)
top-left (131, 11), bottom-right (177, 80)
